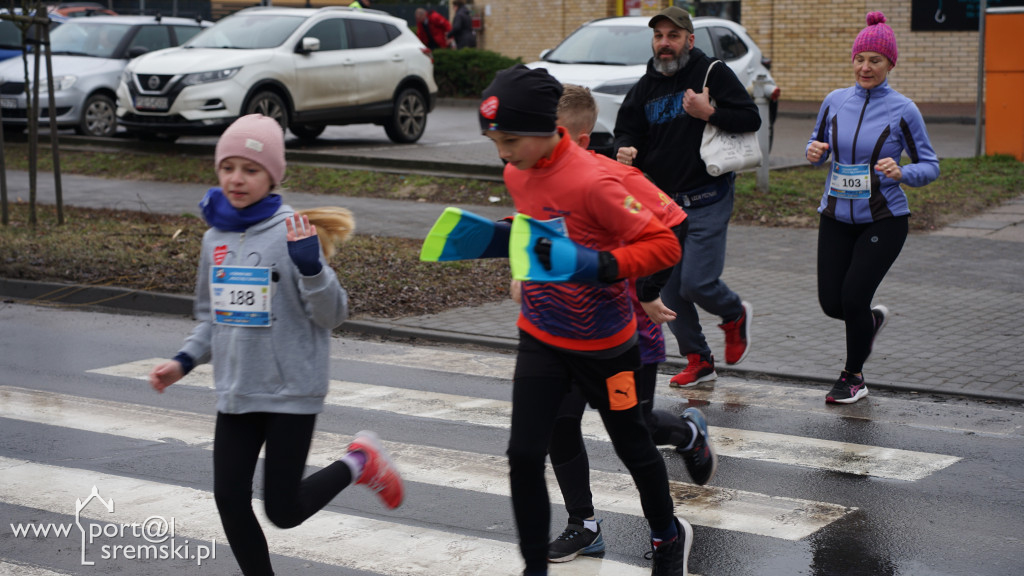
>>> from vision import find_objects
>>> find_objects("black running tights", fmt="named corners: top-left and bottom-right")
top-left (549, 363), bottom-right (692, 520)
top-left (509, 333), bottom-right (676, 573)
top-left (817, 214), bottom-right (908, 374)
top-left (213, 411), bottom-right (354, 576)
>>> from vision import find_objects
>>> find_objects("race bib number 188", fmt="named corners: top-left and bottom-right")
top-left (211, 266), bottom-right (272, 327)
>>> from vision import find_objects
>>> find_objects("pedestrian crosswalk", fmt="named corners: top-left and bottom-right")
top-left (0, 337), bottom-right (985, 576)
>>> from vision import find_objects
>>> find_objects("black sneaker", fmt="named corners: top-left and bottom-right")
top-left (649, 517), bottom-right (693, 576)
top-left (826, 371), bottom-right (869, 404)
top-left (547, 518), bottom-right (605, 563)
top-left (675, 407), bottom-right (717, 486)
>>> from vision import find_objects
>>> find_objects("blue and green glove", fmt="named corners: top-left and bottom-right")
top-left (509, 214), bottom-right (619, 283)
top-left (419, 207), bottom-right (511, 261)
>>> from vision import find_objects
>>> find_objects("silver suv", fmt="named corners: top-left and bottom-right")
top-left (0, 15), bottom-right (208, 137)
top-left (117, 6), bottom-right (438, 143)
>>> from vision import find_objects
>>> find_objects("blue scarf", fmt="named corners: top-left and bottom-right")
top-left (200, 188), bottom-right (282, 232)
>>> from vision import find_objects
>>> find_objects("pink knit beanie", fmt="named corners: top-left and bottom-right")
top-left (851, 11), bottom-right (898, 65)
top-left (215, 114), bottom-right (286, 185)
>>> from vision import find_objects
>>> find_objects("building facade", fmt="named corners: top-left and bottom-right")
top-left (476, 0), bottom-right (988, 105)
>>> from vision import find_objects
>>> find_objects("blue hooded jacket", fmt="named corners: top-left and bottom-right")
top-left (808, 80), bottom-right (939, 224)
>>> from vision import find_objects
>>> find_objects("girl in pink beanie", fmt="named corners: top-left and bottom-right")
top-left (150, 114), bottom-right (404, 576)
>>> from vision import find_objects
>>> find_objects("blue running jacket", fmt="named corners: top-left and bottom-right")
top-left (807, 80), bottom-right (939, 224)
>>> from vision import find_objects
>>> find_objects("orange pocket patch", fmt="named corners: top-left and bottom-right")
top-left (606, 371), bottom-right (638, 411)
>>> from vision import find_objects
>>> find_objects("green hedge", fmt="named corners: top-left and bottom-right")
top-left (432, 49), bottom-right (523, 98)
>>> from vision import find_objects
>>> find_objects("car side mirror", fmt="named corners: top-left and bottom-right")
top-left (297, 37), bottom-right (320, 54)
top-left (539, 49), bottom-right (550, 59)
top-left (127, 46), bottom-right (148, 58)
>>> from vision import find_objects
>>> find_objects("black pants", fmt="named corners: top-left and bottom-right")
top-left (213, 412), bottom-right (354, 576)
top-left (508, 332), bottom-right (676, 572)
top-left (549, 363), bottom-right (692, 521)
top-left (817, 214), bottom-right (908, 374)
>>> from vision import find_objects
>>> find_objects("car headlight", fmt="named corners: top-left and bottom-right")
top-left (121, 69), bottom-right (132, 86)
top-left (53, 75), bottom-right (76, 91)
top-left (592, 79), bottom-right (637, 96)
top-left (181, 68), bottom-right (240, 86)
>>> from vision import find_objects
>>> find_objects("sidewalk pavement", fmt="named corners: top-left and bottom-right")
top-left (2, 100), bottom-right (1022, 403)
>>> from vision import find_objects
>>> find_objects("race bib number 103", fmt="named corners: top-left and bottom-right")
top-left (829, 162), bottom-right (871, 200)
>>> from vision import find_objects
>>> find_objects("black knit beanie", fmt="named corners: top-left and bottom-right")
top-left (479, 65), bottom-right (563, 136)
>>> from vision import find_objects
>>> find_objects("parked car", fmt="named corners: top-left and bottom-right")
top-left (48, 3), bottom-right (118, 19)
top-left (0, 14), bottom-right (209, 137)
top-left (117, 6), bottom-right (438, 143)
top-left (527, 16), bottom-right (781, 155)
top-left (0, 9), bottom-right (66, 64)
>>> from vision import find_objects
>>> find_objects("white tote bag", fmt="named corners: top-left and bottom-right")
top-left (699, 60), bottom-right (763, 177)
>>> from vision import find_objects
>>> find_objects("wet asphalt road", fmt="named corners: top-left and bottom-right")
top-left (1, 304), bottom-right (1022, 576)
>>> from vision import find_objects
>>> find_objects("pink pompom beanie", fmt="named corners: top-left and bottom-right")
top-left (851, 11), bottom-right (898, 65)
top-left (215, 114), bottom-right (286, 185)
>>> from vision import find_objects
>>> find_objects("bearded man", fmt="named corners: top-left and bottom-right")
top-left (613, 6), bottom-right (761, 387)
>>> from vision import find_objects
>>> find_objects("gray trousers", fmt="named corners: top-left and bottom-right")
top-left (662, 181), bottom-right (744, 357)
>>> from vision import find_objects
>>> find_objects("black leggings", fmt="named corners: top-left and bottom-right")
top-left (817, 214), bottom-right (908, 374)
top-left (213, 412), bottom-right (354, 576)
top-left (549, 363), bottom-right (692, 520)
top-left (509, 332), bottom-right (676, 572)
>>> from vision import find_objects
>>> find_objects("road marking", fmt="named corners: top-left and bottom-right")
top-left (0, 456), bottom-right (649, 576)
top-left (331, 338), bottom-right (1024, 438)
top-left (89, 360), bottom-right (961, 481)
top-left (1, 385), bottom-right (853, 540)
top-left (333, 342), bottom-right (517, 380)
top-left (0, 561), bottom-right (69, 576)
top-left (660, 376), bottom-right (1024, 438)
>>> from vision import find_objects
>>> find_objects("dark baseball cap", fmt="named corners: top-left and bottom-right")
top-left (649, 6), bottom-right (694, 33)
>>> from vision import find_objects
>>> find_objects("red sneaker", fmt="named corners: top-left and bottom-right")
top-left (719, 301), bottom-right (753, 365)
top-left (347, 431), bottom-right (404, 509)
top-left (670, 353), bottom-right (717, 388)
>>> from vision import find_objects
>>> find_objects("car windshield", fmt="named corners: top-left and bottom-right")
top-left (544, 24), bottom-right (651, 66)
top-left (0, 20), bottom-right (20, 49)
top-left (49, 21), bottom-right (131, 58)
top-left (185, 14), bottom-right (305, 49)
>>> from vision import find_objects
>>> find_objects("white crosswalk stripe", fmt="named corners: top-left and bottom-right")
top-left (0, 457), bottom-right (645, 576)
top-left (0, 561), bottom-right (70, 576)
top-left (0, 385), bottom-right (852, 540)
top-left (90, 359), bottom-right (961, 481)
top-left (1, 340), bottom-right (971, 575)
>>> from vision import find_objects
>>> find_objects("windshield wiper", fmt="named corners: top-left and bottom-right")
top-left (573, 60), bottom-right (627, 66)
top-left (50, 50), bottom-right (94, 57)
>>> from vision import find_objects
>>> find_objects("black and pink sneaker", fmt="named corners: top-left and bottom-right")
top-left (826, 371), bottom-right (869, 404)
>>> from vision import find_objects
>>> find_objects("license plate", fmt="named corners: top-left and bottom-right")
top-left (0, 98), bottom-right (17, 109)
top-left (135, 96), bottom-right (168, 111)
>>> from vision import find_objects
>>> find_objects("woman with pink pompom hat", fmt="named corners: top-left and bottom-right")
top-left (805, 11), bottom-right (940, 405)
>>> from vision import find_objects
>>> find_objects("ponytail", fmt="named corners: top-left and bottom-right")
top-left (298, 206), bottom-right (355, 259)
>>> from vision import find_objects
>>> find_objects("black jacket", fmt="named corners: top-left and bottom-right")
top-left (448, 5), bottom-right (476, 48)
top-left (613, 48), bottom-right (760, 197)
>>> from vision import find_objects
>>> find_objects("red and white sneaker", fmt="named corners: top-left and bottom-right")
top-left (347, 431), bottom-right (404, 509)
top-left (719, 300), bottom-right (753, 365)
top-left (670, 353), bottom-right (717, 388)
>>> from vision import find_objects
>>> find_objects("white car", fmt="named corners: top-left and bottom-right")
top-left (0, 15), bottom-right (208, 137)
top-left (117, 6), bottom-right (438, 143)
top-left (527, 16), bottom-right (780, 154)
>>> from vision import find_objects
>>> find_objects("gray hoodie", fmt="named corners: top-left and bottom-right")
top-left (178, 205), bottom-right (349, 414)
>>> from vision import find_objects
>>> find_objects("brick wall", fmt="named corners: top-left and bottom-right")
top-left (743, 0), bottom-right (978, 104)
top-left (480, 0), bottom-right (981, 105)
top-left (477, 0), bottom-right (622, 63)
